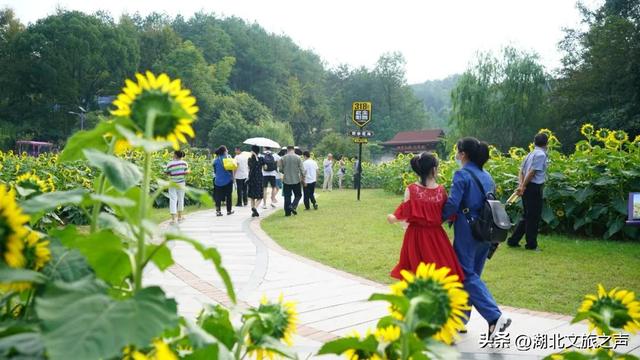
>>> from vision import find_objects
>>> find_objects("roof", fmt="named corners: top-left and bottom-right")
top-left (382, 129), bottom-right (444, 146)
top-left (16, 141), bottom-right (54, 146)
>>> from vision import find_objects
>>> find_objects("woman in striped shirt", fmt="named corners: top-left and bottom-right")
top-left (165, 150), bottom-right (189, 224)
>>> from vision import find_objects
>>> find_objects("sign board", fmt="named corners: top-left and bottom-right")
top-left (352, 102), bottom-right (372, 128)
top-left (352, 137), bottom-right (368, 144)
top-left (349, 130), bottom-right (374, 138)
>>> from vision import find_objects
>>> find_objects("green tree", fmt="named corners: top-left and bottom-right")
top-left (208, 110), bottom-right (253, 150)
top-left (450, 47), bottom-right (549, 150)
top-left (313, 132), bottom-right (370, 160)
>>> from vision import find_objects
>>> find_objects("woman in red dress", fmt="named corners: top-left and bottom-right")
top-left (387, 152), bottom-right (465, 282)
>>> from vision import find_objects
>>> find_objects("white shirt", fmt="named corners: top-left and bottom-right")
top-left (234, 153), bottom-right (249, 179)
top-left (323, 159), bottom-right (333, 174)
top-left (261, 151), bottom-right (281, 177)
top-left (303, 158), bottom-right (319, 183)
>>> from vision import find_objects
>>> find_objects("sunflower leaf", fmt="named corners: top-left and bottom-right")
top-left (183, 319), bottom-right (234, 360)
top-left (59, 121), bottom-right (115, 162)
top-left (36, 278), bottom-right (178, 360)
top-left (83, 149), bottom-right (142, 193)
top-left (20, 189), bottom-right (88, 214)
top-left (317, 335), bottom-right (378, 355)
top-left (115, 125), bottom-right (173, 153)
top-left (0, 265), bottom-right (47, 284)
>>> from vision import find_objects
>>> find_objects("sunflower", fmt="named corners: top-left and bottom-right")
top-left (548, 135), bottom-right (561, 148)
top-left (605, 134), bottom-right (621, 150)
top-left (0, 184), bottom-right (29, 268)
top-left (489, 146), bottom-right (501, 159)
top-left (389, 263), bottom-right (469, 344)
top-left (556, 210), bottom-right (565, 218)
top-left (123, 340), bottom-right (177, 360)
top-left (111, 71), bottom-right (198, 150)
top-left (581, 123), bottom-right (595, 137)
top-left (374, 326), bottom-right (401, 344)
top-left (634, 135), bottom-right (640, 145)
top-left (578, 284), bottom-right (640, 335)
top-left (508, 147), bottom-right (527, 160)
top-left (246, 294), bottom-right (298, 360)
top-left (23, 231), bottom-right (50, 271)
top-left (612, 130), bottom-right (629, 144)
top-left (595, 128), bottom-right (611, 142)
top-left (15, 172), bottom-right (49, 194)
top-left (538, 128), bottom-right (553, 137)
top-left (343, 330), bottom-right (382, 360)
top-left (575, 141), bottom-right (592, 154)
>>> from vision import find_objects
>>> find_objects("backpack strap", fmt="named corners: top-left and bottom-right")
top-left (461, 168), bottom-right (487, 216)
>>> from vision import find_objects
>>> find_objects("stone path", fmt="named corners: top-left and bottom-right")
top-left (145, 202), bottom-right (640, 359)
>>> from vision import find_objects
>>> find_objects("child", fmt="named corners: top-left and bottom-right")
top-left (387, 152), bottom-right (465, 282)
top-left (165, 150), bottom-right (189, 224)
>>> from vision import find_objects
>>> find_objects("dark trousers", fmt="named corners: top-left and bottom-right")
top-left (509, 183), bottom-right (544, 249)
top-left (283, 183), bottom-right (302, 215)
top-left (214, 182), bottom-right (233, 213)
top-left (303, 182), bottom-right (317, 209)
top-left (235, 178), bottom-right (248, 206)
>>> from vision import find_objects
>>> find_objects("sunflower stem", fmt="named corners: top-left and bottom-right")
top-left (90, 137), bottom-right (116, 233)
top-left (133, 111), bottom-right (156, 292)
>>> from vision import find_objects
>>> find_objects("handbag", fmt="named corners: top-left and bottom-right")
top-left (223, 157), bottom-right (238, 171)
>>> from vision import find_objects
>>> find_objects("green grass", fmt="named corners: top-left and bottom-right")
top-left (261, 189), bottom-right (640, 314)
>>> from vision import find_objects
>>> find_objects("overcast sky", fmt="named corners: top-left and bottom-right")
top-left (4, 0), bottom-right (599, 83)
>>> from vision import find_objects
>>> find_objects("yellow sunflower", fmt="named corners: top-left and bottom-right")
top-left (612, 130), bottom-right (629, 144)
top-left (548, 135), bottom-right (561, 148)
top-left (605, 134), bottom-right (621, 150)
top-left (374, 326), bottom-right (401, 343)
top-left (111, 71), bottom-right (198, 150)
top-left (538, 128), bottom-right (553, 137)
top-left (556, 210), bottom-right (565, 218)
top-left (578, 284), bottom-right (640, 335)
top-left (633, 135), bottom-right (640, 145)
top-left (343, 330), bottom-right (382, 360)
top-left (489, 145), bottom-right (501, 159)
top-left (15, 172), bottom-right (49, 194)
top-left (575, 141), bottom-right (592, 154)
top-left (123, 339), bottom-right (177, 360)
top-left (508, 147), bottom-right (527, 160)
top-left (24, 231), bottom-right (50, 271)
top-left (247, 294), bottom-right (298, 360)
top-left (595, 128), bottom-right (611, 142)
top-left (390, 262), bottom-right (469, 344)
top-left (581, 123), bottom-right (595, 137)
top-left (0, 184), bottom-right (29, 268)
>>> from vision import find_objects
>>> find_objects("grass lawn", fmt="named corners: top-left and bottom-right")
top-left (261, 189), bottom-right (640, 314)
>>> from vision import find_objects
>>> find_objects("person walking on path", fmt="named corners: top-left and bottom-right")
top-left (165, 150), bottom-right (189, 224)
top-left (279, 146), bottom-right (305, 216)
top-left (337, 157), bottom-right (346, 190)
top-left (261, 147), bottom-right (280, 209)
top-left (387, 152), bottom-right (464, 282)
top-left (302, 151), bottom-right (319, 210)
top-left (442, 137), bottom-right (511, 339)
top-left (213, 145), bottom-right (234, 217)
top-left (507, 133), bottom-right (549, 250)
top-left (234, 147), bottom-right (249, 207)
top-left (322, 153), bottom-right (334, 191)
top-left (247, 145), bottom-right (265, 217)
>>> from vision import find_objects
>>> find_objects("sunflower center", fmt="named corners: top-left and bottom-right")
top-left (129, 90), bottom-right (181, 138)
top-left (592, 298), bottom-right (632, 328)
top-left (249, 303), bottom-right (290, 344)
top-left (403, 279), bottom-right (452, 334)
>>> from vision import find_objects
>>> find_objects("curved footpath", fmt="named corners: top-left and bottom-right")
top-left (145, 203), bottom-right (640, 359)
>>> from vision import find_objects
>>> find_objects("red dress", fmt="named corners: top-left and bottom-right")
top-left (390, 184), bottom-right (465, 282)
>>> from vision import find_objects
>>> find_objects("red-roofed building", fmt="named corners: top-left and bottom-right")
top-left (382, 129), bottom-right (445, 154)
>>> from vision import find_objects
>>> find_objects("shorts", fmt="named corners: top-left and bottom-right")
top-left (263, 176), bottom-right (276, 188)
top-left (276, 178), bottom-right (283, 189)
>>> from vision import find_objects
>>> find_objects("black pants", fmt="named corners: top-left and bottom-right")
top-left (283, 183), bottom-right (302, 215)
top-left (509, 183), bottom-right (544, 249)
top-left (214, 182), bottom-right (233, 213)
top-left (303, 182), bottom-right (317, 209)
top-left (235, 179), bottom-right (248, 206)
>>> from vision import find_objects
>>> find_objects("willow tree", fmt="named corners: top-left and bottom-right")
top-left (450, 47), bottom-right (550, 150)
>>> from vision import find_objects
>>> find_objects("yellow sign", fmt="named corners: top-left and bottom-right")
top-left (352, 137), bottom-right (368, 144)
top-left (352, 102), bottom-right (372, 128)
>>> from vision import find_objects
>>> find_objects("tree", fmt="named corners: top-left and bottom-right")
top-left (450, 47), bottom-right (550, 150)
top-left (313, 132), bottom-right (370, 160)
top-left (551, 0), bottom-right (640, 147)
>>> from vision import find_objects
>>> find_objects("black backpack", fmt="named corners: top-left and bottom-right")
top-left (462, 168), bottom-right (512, 243)
top-left (263, 153), bottom-right (277, 172)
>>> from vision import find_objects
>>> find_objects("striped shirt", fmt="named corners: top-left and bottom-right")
top-left (165, 160), bottom-right (188, 184)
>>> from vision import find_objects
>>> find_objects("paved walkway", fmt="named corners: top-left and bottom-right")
top-left (145, 203), bottom-right (640, 359)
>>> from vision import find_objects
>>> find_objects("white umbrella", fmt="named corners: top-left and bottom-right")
top-left (243, 137), bottom-right (280, 149)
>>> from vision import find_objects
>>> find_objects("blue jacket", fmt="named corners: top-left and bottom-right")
top-left (213, 156), bottom-right (233, 186)
top-left (442, 162), bottom-right (495, 221)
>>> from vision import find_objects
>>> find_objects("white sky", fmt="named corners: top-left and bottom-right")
top-left (4, 0), bottom-right (599, 83)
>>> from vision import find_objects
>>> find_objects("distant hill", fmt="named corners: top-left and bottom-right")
top-left (410, 74), bottom-right (460, 130)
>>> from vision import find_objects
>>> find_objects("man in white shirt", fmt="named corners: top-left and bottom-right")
top-left (322, 153), bottom-right (334, 191)
top-left (233, 147), bottom-right (249, 207)
top-left (261, 147), bottom-right (281, 209)
top-left (302, 151), bottom-right (319, 210)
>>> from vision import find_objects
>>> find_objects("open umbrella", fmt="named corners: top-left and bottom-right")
top-left (243, 137), bottom-right (280, 149)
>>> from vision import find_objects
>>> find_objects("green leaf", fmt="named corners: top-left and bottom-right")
top-left (42, 241), bottom-right (93, 283)
top-left (36, 278), bottom-right (178, 360)
top-left (0, 264), bottom-right (46, 284)
top-left (613, 197), bottom-right (628, 215)
top-left (541, 204), bottom-right (555, 224)
top-left (183, 319), bottom-right (234, 360)
top-left (573, 217), bottom-right (588, 231)
top-left (20, 189), bottom-right (88, 214)
top-left (184, 345), bottom-right (222, 360)
top-left (317, 335), bottom-right (378, 355)
top-left (198, 305), bottom-right (236, 349)
top-left (422, 338), bottom-right (459, 360)
top-left (0, 331), bottom-right (46, 359)
top-left (573, 188), bottom-right (594, 203)
top-left (50, 227), bottom-right (132, 285)
top-left (88, 194), bottom-right (136, 208)
top-left (59, 121), bottom-right (115, 162)
top-left (146, 243), bottom-right (174, 271)
top-left (116, 125), bottom-right (173, 153)
top-left (604, 219), bottom-right (624, 239)
top-left (83, 149), bottom-right (142, 193)
top-left (165, 233), bottom-right (236, 303)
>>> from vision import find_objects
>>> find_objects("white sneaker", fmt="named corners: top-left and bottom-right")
top-left (489, 315), bottom-right (512, 340)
